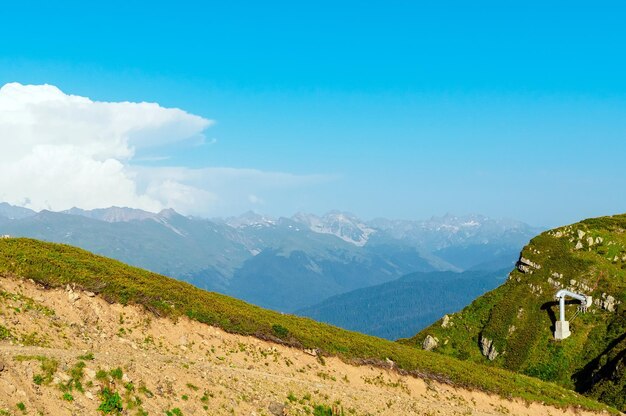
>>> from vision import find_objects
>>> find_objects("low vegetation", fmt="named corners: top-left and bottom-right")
top-left (0, 237), bottom-right (617, 412)
top-left (405, 214), bottom-right (626, 411)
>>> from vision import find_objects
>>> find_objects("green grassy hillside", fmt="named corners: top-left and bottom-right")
top-left (403, 214), bottom-right (626, 411)
top-left (0, 238), bottom-right (615, 413)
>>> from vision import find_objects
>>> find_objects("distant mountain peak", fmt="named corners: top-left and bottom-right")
top-left (225, 211), bottom-right (276, 228)
top-left (63, 206), bottom-right (159, 223)
top-left (292, 211), bottom-right (376, 247)
top-left (0, 202), bottom-right (36, 220)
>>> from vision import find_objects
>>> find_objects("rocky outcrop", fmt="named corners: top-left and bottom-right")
top-left (480, 336), bottom-right (499, 361)
top-left (422, 335), bottom-right (439, 351)
top-left (517, 256), bottom-right (541, 273)
top-left (594, 293), bottom-right (621, 312)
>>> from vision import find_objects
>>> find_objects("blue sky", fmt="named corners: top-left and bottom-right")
top-left (1, 1), bottom-right (625, 226)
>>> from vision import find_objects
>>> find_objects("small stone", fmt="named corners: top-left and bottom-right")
top-left (441, 314), bottom-right (451, 328)
top-left (84, 291), bottom-right (96, 297)
top-left (268, 402), bottom-right (286, 416)
top-left (85, 391), bottom-right (94, 400)
top-left (577, 230), bottom-right (586, 239)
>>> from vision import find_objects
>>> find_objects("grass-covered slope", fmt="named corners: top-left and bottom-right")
top-left (403, 214), bottom-right (626, 411)
top-left (0, 238), bottom-right (615, 413)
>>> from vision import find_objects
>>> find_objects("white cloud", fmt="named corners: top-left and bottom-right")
top-left (0, 83), bottom-right (328, 215)
top-left (132, 166), bottom-right (329, 216)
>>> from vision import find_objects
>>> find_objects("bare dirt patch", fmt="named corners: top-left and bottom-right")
top-left (0, 276), bottom-right (608, 415)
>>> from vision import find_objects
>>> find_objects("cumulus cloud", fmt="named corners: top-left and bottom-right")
top-left (0, 83), bottom-right (327, 215)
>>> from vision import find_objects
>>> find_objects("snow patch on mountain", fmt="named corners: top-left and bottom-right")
top-left (63, 206), bottom-right (160, 223)
top-left (292, 211), bottom-right (376, 247)
top-left (225, 211), bottom-right (276, 228)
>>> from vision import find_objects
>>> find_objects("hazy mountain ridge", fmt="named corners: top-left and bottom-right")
top-left (297, 269), bottom-right (508, 340)
top-left (0, 203), bottom-right (537, 312)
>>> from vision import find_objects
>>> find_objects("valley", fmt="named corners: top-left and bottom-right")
top-left (0, 237), bottom-right (616, 415)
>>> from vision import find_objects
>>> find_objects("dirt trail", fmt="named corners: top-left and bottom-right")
top-left (0, 276), bottom-right (608, 415)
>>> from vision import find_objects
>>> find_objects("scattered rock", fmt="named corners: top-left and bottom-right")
top-left (304, 348), bottom-right (319, 357)
top-left (595, 294), bottom-right (619, 312)
top-left (603, 295), bottom-right (616, 312)
top-left (68, 291), bottom-right (80, 303)
top-left (519, 257), bottom-right (541, 270)
top-left (441, 315), bottom-right (451, 328)
top-left (575, 241), bottom-right (584, 250)
top-left (84, 291), bottom-right (96, 297)
top-left (268, 402), bottom-right (286, 416)
top-left (577, 230), bottom-right (586, 239)
top-left (422, 335), bottom-right (439, 351)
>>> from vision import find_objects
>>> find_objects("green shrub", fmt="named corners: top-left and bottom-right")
top-left (0, 325), bottom-right (11, 340)
top-left (272, 324), bottom-right (289, 338)
top-left (98, 388), bottom-right (123, 414)
top-left (78, 352), bottom-right (95, 360)
top-left (109, 367), bottom-right (123, 380)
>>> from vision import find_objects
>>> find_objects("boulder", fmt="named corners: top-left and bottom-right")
top-left (422, 335), bottom-right (439, 351)
top-left (480, 336), bottom-right (499, 360)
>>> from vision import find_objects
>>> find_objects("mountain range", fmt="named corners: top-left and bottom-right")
top-left (0, 203), bottom-right (540, 313)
